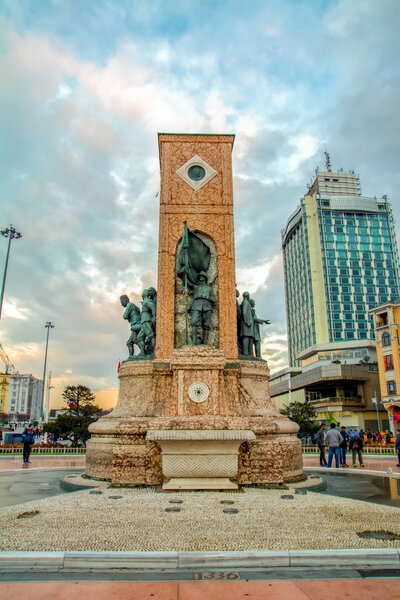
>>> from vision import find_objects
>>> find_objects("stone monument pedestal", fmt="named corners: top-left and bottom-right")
top-left (86, 347), bottom-right (303, 487)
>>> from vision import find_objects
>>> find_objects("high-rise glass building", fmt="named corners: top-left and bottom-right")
top-left (282, 167), bottom-right (400, 367)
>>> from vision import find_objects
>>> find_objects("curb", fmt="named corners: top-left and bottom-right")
top-left (1, 549), bottom-right (399, 572)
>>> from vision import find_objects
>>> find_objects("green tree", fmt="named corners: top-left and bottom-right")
top-left (280, 399), bottom-right (319, 439)
top-left (44, 385), bottom-right (102, 446)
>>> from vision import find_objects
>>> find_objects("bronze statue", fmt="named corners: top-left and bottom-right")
top-left (120, 295), bottom-right (141, 358)
top-left (240, 291), bottom-right (254, 356)
top-left (236, 288), bottom-right (242, 355)
top-left (250, 298), bottom-right (270, 358)
top-left (136, 288), bottom-right (156, 356)
top-left (188, 271), bottom-right (217, 345)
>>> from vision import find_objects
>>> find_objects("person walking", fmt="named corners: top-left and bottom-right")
top-left (395, 427), bottom-right (400, 467)
top-left (22, 426), bottom-right (35, 465)
top-left (349, 432), bottom-right (364, 468)
top-left (315, 423), bottom-right (327, 466)
top-left (339, 426), bottom-right (349, 467)
top-left (326, 423), bottom-right (343, 468)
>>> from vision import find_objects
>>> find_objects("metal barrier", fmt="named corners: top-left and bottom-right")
top-left (0, 447), bottom-right (86, 455)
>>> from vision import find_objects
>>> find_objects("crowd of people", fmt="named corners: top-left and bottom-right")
top-left (315, 423), bottom-right (400, 468)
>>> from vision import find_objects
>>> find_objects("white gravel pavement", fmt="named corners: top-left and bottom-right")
top-left (2, 481), bottom-right (400, 553)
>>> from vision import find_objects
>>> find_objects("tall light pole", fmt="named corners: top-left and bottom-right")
top-left (41, 322), bottom-right (55, 420)
top-left (0, 224), bottom-right (22, 319)
top-left (372, 392), bottom-right (381, 432)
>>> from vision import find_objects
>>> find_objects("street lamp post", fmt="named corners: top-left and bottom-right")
top-left (372, 393), bottom-right (381, 432)
top-left (41, 322), bottom-right (55, 421)
top-left (0, 224), bottom-right (22, 319)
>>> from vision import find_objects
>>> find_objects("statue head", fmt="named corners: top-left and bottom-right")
top-left (142, 288), bottom-right (149, 299)
top-left (197, 271), bottom-right (208, 283)
top-left (236, 289), bottom-right (240, 298)
top-left (147, 287), bottom-right (156, 299)
top-left (250, 299), bottom-right (255, 307)
top-left (243, 291), bottom-right (250, 300)
top-left (120, 295), bottom-right (129, 307)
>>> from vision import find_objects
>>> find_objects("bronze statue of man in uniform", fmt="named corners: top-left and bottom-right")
top-left (188, 271), bottom-right (217, 345)
top-left (136, 288), bottom-right (156, 356)
top-left (120, 295), bottom-right (141, 358)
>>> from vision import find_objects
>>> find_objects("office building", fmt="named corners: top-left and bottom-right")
top-left (370, 299), bottom-right (400, 433)
top-left (6, 374), bottom-right (44, 422)
top-left (282, 163), bottom-right (400, 368)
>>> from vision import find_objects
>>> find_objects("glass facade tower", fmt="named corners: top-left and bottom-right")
top-left (282, 170), bottom-right (400, 367)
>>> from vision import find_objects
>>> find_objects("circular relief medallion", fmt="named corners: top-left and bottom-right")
top-left (187, 164), bottom-right (206, 181)
top-left (188, 381), bottom-right (210, 403)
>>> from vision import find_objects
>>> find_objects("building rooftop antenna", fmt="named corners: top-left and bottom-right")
top-left (324, 148), bottom-right (332, 172)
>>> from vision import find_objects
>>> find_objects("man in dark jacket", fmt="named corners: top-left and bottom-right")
top-left (339, 426), bottom-right (349, 467)
top-left (22, 426), bottom-right (35, 464)
top-left (349, 432), bottom-right (364, 468)
top-left (315, 424), bottom-right (327, 466)
top-left (395, 427), bottom-right (400, 467)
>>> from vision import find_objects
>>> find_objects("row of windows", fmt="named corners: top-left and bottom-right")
top-left (331, 331), bottom-right (373, 340)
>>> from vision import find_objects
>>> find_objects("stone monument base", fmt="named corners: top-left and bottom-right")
top-left (146, 429), bottom-right (256, 490)
top-left (86, 348), bottom-right (303, 487)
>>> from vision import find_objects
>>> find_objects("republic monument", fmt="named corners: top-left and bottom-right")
top-left (85, 133), bottom-right (303, 489)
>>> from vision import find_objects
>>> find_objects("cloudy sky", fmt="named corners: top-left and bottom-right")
top-left (1, 0), bottom-right (399, 409)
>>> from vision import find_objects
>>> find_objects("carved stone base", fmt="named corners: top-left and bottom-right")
top-left (146, 429), bottom-right (255, 490)
top-left (85, 348), bottom-right (303, 486)
top-left (163, 478), bottom-right (238, 490)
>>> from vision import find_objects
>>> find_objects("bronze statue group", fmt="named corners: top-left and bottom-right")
top-left (120, 280), bottom-right (270, 361)
top-left (120, 287), bottom-right (157, 359)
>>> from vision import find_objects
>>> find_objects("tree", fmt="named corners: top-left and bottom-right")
top-left (280, 399), bottom-right (319, 439)
top-left (44, 385), bottom-right (102, 446)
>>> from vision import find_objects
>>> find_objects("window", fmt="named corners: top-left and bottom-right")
top-left (381, 332), bottom-right (391, 346)
top-left (387, 380), bottom-right (397, 395)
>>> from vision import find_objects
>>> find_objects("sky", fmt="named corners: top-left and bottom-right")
top-left (1, 0), bottom-right (399, 410)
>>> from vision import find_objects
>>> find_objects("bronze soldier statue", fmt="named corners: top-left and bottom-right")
top-left (136, 288), bottom-right (156, 356)
top-left (188, 271), bottom-right (217, 345)
top-left (120, 295), bottom-right (141, 358)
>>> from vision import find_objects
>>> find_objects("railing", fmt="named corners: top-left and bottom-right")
top-left (0, 447), bottom-right (86, 455)
top-left (303, 445), bottom-right (396, 455)
top-left (309, 396), bottom-right (364, 405)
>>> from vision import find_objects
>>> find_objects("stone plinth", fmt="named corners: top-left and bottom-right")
top-left (86, 348), bottom-right (303, 486)
top-left (146, 429), bottom-right (255, 490)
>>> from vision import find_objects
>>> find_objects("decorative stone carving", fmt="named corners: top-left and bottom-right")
top-left (188, 381), bottom-right (210, 403)
top-left (175, 154), bottom-right (218, 191)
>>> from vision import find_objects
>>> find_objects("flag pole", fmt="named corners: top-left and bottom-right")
top-left (185, 271), bottom-right (188, 344)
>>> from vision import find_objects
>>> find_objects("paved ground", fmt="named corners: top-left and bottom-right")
top-left (1, 453), bottom-right (400, 600)
top-left (0, 467), bottom-right (85, 508)
top-left (302, 454), bottom-right (400, 472)
top-left (1, 578), bottom-right (400, 599)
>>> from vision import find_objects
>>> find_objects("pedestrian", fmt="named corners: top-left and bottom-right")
top-left (385, 430), bottom-right (392, 445)
top-left (376, 431), bottom-right (382, 444)
top-left (339, 426), bottom-right (349, 467)
top-left (22, 426), bottom-right (35, 465)
top-left (349, 432), bottom-right (364, 468)
top-left (367, 430), bottom-right (372, 444)
top-left (395, 428), bottom-right (400, 467)
top-left (315, 423), bottom-right (327, 466)
top-left (326, 423), bottom-right (343, 468)
top-left (372, 432), bottom-right (377, 444)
